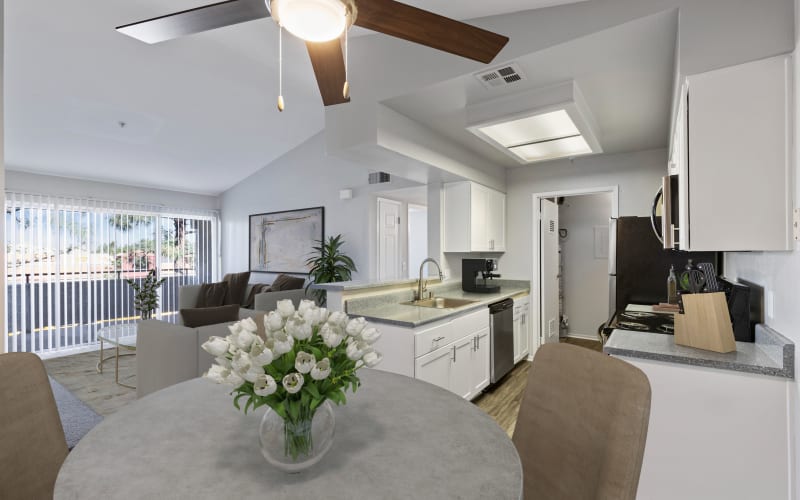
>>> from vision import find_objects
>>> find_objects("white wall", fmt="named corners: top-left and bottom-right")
top-left (559, 193), bottom-right (612, 338)
top-left (501, 148), bottom-right (666, 280)
top-left (5, 170), bottom-right (219, 211)
top-left (220, 132), bottom-right (418, 282)
top-left (724, 2), bottom-right (800, 494)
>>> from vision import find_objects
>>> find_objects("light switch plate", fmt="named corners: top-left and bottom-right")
top-left (794, 208), bottom-right (800, 241)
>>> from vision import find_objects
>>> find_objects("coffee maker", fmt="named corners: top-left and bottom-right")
top-left (462, 259), bottom-right (501, 293)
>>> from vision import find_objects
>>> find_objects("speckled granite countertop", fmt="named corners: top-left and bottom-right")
top-left (604, 324), bottom-right (794, 379)
top-left (346, 281), bottom-right (530, 328)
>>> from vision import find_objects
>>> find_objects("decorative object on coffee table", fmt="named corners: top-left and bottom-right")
top-left (305, 234), bottom-right (357, 306)
top-left (202, 299), bottom-right (382, 473)
top-left (249, 207), bottom-right (324, 274)
top-left (125, 269), bottom-right (166, 320)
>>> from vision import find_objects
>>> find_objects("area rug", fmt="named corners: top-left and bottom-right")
top-left (44, 350), bottom-right (137, 416)
top-left (49, 377), bottom-right (104, 450)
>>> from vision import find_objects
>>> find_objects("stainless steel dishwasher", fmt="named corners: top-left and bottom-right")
top-left (489, 298), bottom-right (515, 384)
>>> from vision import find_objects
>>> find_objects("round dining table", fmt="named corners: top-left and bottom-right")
top-left (55, 369), bottom-right (522, 500)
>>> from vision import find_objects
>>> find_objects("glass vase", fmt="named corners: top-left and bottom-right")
top-left (258, 400), bottom-right (335, 473)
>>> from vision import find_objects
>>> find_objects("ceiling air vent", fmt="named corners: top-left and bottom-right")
top-left (368, 172), bottom-right (391, 184)
top-left (475, 63), bottom-right (526, 90)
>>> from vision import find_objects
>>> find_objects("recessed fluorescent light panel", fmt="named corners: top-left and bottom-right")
top-left (466, 81), bottom-right (601, 164)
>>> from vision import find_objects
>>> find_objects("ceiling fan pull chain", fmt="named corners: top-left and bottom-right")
top-left (277, 25), bottom-right (285, 112)
top-left (343, 24), bottom-right (350, 100)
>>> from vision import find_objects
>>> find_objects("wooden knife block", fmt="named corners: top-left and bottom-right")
top-left (674, 292), bottom-right (736, 353)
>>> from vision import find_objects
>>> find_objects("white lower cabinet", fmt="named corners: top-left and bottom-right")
top-left (414, 344), bottom-right (452, 391)
top-left (451, 336), bottom-right (475, 399)
top-left (379, 307), bottom-right (491, 401)
top-left (513, 295), bottom-right (530, 363)
top-left (471, 327), bottom-right (491, 395)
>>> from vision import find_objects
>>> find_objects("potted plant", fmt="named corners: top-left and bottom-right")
top-left (305, 234), bottom-right (357, 305)
top-left (126, 269), bottom-right (166, 320)
top-left (202, 299), bottom-right (382, 472)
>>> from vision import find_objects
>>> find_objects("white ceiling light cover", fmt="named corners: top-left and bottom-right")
top-left (466, 81), bottom-right (602, 164)
top-left (478, 109), bottom-right (580, 147)
top-left (271, 0), bottom-right (348, 42)
top-left (509, 135), bottom-right (592, 162)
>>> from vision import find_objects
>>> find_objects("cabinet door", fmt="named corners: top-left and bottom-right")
top-left (512, 308), bottom-right (522, 363)
top-left (471, 328), bottom-right (491, 396)
top-left (470, 183), bottom-right (490, 251)
top-left (450, 336), bottom-right (475, 399)
top-left (519, 311), bottom-right (530, 360)
top-left (686, 55), bottom-right (791, 251)
top-left (443, 182), bottom-right (472, 252)
top-left (487, 190), bottom-right (506, 251)
top-left (414, 345), bottom-right (452, 392)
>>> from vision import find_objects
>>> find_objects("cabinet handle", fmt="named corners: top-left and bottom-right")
top-left (433, 336), bottom-right (445, 342)
top-left (452, 345), bottom-right (457, 363)
top-left (476, 335), bottom-right (480, 350)
top-left (472, 336), bottom-right (477, 352)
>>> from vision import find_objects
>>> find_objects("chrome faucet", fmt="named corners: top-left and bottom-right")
top-left (417, 258), bottom-right (444, 300)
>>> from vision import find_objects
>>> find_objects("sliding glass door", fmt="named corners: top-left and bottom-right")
top-left (4, 193), bottom-right (218, 355)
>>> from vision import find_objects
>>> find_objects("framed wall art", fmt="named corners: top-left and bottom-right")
top-left (249, 207), bottom-right (325, 274)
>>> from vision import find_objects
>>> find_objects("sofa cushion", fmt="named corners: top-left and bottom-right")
top-left (195, 282), bottom-right (228, 308)
top-left (223, 271), bottom-right (251, 306)
top-left (180, 305), bottom-right (240, 328)
top-left (244, 284), bottom-right (271, 309)
top-left (271, 274), bottom-right (305, 291)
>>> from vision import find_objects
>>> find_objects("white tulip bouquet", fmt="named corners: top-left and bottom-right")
top-left (201, 299), bottom-right (382, 460)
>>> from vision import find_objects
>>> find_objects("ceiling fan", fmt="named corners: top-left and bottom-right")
top-left (116, 0), bottom-right (510, 108)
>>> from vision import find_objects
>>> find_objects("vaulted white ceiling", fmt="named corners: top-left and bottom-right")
top-left (5, 0), bottom-right (587, 195)
top-left (383, 10), bottom-right (678, 168)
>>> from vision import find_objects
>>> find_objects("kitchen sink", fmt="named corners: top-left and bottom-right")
top-left (401, 297), bottom-right (478, 309)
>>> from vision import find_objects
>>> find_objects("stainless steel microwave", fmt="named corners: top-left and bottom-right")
top-left (650, 175), bottom-right (679, 249)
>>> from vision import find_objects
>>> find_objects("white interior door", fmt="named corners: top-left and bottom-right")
top-left (377, 198), bottom-right (401, 281)
top-left (540, 198), bottom-right (560, 345)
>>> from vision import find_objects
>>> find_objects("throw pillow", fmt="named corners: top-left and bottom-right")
top-left (223, 271), bottom-right (251, 306)
top-left (271, 274), bottom-right (305, 291)
top-left (244, 284), bottom-right (272, 309)
top-left (180, 304), bottom-right (240, 328)
top-left (195, 281), bottom-right (229, 308)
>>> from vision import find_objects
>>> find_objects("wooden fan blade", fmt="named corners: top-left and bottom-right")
top-left (306, 40), bottom-right (351, 106)
top-left (116, 0), bottom-right (270, 44)
top-left (354, 0), bottom-right (508, 64)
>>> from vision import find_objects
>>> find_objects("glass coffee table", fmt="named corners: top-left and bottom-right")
top-left (96, 324), bottom-right (138, 389)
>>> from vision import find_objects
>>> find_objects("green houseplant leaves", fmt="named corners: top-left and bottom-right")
top-left (126, 269), bottom-right (167, 320)
top-left (305, 235), bottom-right (357, 306)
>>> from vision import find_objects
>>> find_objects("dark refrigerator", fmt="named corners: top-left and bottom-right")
top-left (608, 216), bottom-right (719, 316)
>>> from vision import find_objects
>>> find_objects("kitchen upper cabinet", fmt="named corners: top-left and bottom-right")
top-left (676, 54), bottom-right (793, 251)
top-left (443, 181), bottom-right (506, 252)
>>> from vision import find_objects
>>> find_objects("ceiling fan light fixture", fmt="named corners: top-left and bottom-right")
top-left (270, 0), bottom-right (353, 42)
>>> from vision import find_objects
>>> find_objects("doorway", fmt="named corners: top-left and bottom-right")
top-left (377, 198), bottom-right (402, 281)
top-left (375, 187), bottom-right (429, 281)
top-left (532, 187), bottom-right (619, 357)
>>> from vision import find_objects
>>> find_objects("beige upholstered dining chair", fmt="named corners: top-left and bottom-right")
top-left (0, 353), bottom-right (69, 500)
top-left (512, 343), bottom-right (651, 500)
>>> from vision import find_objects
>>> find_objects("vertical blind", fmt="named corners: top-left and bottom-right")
top-left (4, 192), bottom-right (219, 354)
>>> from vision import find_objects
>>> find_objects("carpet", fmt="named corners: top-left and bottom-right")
top-left (49, 377), bottom-right (104, 450)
